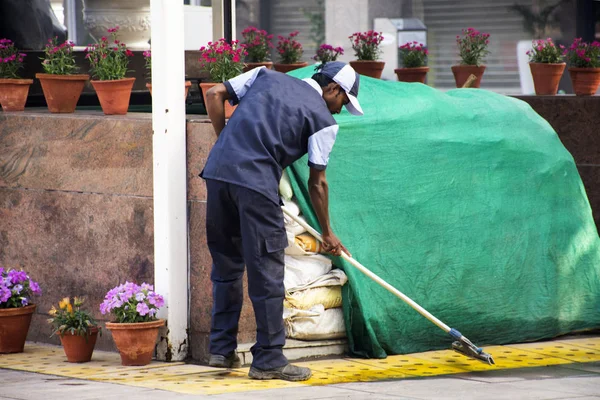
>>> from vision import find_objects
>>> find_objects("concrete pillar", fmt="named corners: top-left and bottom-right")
top-left (150, 0), bottom-right (189, 362)
top-left (325, 0), bottom-right (368, 62)
top-left (325, 0), bottom-right (407, 63)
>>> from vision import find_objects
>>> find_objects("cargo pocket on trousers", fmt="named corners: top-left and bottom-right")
top-left (264, 233), bottom-right (288, 255)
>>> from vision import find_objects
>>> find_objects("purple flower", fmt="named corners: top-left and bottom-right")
top-left (8, 270), bottom-right (27, 284)
top-left (29, 281), bottom-right (41, 295)
top-left (135, 292), bottom-right (145, 301)
top-left (136, 302), bottom-right (150, 316)
top-left (12, 284), bottom-right (23, 294)
top-left (0, 286), bottom-right (10, 303)
top-left (153, 294), bottom-right (165, 308)
top-left (21, 298), bottom-right (28, 306)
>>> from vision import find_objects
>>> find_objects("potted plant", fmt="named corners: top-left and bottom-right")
top-left (241, 26), bottom-right (273, 72)
top-left (0, 39), bottom-right (32, 111)
top-left (526, 38), bottom-right (565, 95)
top-left (86, 26), bottom-right (135, 115)
top-left (48, 297), bottom-right (101, 363)
top-left (100, 281), bottom-right (165, 366)
top-left (563, 38), bottom-right (600, 96)
top-left (348, 30), bottom-right (385, 79)
top-left (451, 28), bottom-right (490, 88)
top-left (36, 37), bottom-right (89, 113)
top-left (274, 31), bottom-right (307, 73)
top-left (395, 41), bottom-right (429, 83)
top-left (198, 38), bottom-right (246, 119)
top-left (508, 1), bottom-right (569, 95)
top-left (143, 50), bottom-right (192, 99)
top-left (313, 44), bottom-right (344, 63)
top-left (0, 267), bottom-right (41, 353)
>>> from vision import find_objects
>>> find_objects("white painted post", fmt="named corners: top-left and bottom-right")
top-left (150, 0), bottom-right (189, 362)
top-left (65, 0), bottom-right (77, 43)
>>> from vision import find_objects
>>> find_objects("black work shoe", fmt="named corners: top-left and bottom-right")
top-left (249, 364), bottom-right (312, 381)
top-left (209, 352), bottom-right (241, 368)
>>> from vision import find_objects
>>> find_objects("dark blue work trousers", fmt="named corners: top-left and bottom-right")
top-left (205, 179), bottom-right (289, 369)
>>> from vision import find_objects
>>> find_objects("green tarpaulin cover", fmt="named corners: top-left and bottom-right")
top-left (286, 66), bottom-right (600, 358)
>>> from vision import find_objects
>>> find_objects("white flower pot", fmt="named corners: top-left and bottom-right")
top-left (83, 0), bottom-right (151, 49)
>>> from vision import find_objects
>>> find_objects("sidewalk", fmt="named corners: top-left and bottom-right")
top-left (1, 335), bottom-right (600, 399)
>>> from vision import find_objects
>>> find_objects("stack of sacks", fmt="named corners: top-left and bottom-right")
top-left (280, 171), bottom-right (348, 340)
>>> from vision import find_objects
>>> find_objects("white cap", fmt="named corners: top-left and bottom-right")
top-left (318, 61), bottom-right (363, 116)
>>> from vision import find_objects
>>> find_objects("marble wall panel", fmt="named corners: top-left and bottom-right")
top-left (0, 112), bottom-right (153, 196)
top-left (0, 188), bottom-right (154, 351)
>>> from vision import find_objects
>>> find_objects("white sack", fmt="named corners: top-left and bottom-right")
top-left (283, 254), bottom-right (332, 290)
top-left (284, 305), bottom-right (346, 340)
top-left (287, 268), bottom-right (348, 293)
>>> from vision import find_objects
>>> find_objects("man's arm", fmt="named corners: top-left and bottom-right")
top-left (308, 168), bottom-right (350, 257)
top-left (205, 84), bottom-right (230, 138)
top-left (205, 66), bottom-right (265, 138)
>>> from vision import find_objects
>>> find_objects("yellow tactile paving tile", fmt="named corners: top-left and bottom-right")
top-left (555, 337), bottom-right (600, 351)
top-left (110, 369), bottom-right (304, 395)
top-left (506, 339), bottom-right (600, 363)
top-left (347, 354), bottom-right (471, 377)
top-left (0, 343), bottom-right (182, 378)
top-left (86, 363), bottom-right (218, 380)
top-left (294, 359), bottom-right (416, 384)
top-left (408, 345), bottom-right (573, 371)
top-left (1, 337), bottom-right (600, 396)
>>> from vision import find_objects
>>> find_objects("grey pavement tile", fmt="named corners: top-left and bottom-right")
top-left (559, 362), bottom-right (600, 375)
top-left (550, 397), bottom-right (600, 400)
top-left (332, 377), bottom-right (576, 400)
top-left (454, 365), bottom-right (598, 383)
top-left (0, 371), bottom-right (163, 400)
top-left (209, 385), bottom-right (410, 400)
top-left (101, 390), bottom-right (210, 399)
top-left (500, 376), bottom-right (600, 397)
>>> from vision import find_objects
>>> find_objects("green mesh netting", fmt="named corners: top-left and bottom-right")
top-left (286, 66), bottom-right (600, 358)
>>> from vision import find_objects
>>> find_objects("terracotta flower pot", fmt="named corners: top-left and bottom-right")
top-left (568, 67), bottom-right (600, 96)
top-left (36, 73), bottom-right (89, 113)
top-left (146, 81), bottom-right (192, 99)
top-left (0, 305), bottom-right (36, 353)
top-left (59, 327), bottom-right (99, 363)
top-left (0, 78), bottom-right (33, 111)
top-left (91, 77), bottom-right (135, 115)
top-left (106, 319), bottom-right (165, 366)
top-left (529, 63), bottom-right (565, 95)
top-left (200, 82), bottom-right (237, 119)
top-left (451, 65), bottom-right (486, 88)
top-left (394, 67), bottom-right (430, 83)
top-left (243, 61), bottom-right (273, 73)
top-left (349, 60), bottom-right (386, 79)
top-left (273, 62), bottom-right (309, 73)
